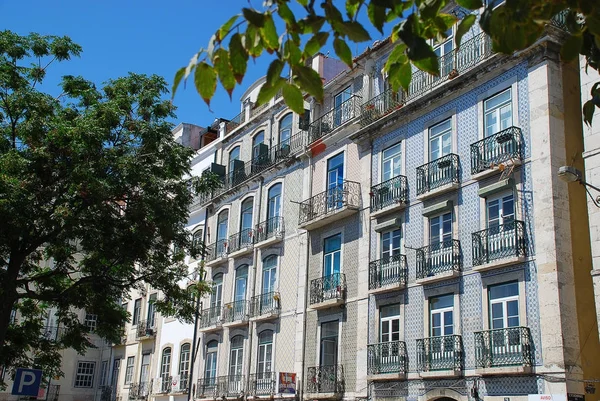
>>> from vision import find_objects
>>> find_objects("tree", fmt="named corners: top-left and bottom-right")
top-left (175, 0), bottom-right (600, 125)
top-left (0, 31), bottom-right (214, 385)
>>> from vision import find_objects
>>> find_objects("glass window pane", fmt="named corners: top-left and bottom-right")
top-left (381, 304), bottom-right (400, 318)
top-left (489, 282), bottom-right (519, 299)
top-left (430, 294), bottom-right (454, 309)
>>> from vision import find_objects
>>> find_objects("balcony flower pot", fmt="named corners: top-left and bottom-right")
top-left (448, 69), bottom-right (459, 79)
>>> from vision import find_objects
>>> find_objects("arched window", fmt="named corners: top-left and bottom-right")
top-left (229, 146), bottom-right (241, 172)
top-left (262, 256), bottom-right (277, 296)
top-left (240, 198), bottom-right (254, 245)
top-left (267, 184), bottom-right (282, 220)
top-left (179, 343), bottom-right (191, 389)
top-left (160, 347), bottom-right (172, 392)
top-left (234, 265), bottom-right (248, 302)
top-left (216, 210), bottom-right (228, 255)
top-left (211, 273), bottom-right (223, 310)
top-left (205, 340), bottom-right (218, 383)
top-left (252, 131), bottom-right (265, 161)
top-left (257, 330), bottom-right (273, 376)
top-left (229, 336), bottom-right (244, 379)
top-left (279, 114), bottom-right (293, 145)
top-left (192, 228), bottom-right (203, 254)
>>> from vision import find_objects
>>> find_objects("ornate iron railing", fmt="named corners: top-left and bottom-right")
top-left (367, 341), bottom-right (408, 375)
top-left (251, 101), bottom-right (270, 118)
top-left (228, 228), bottom-right (254, 253)
top-left (160, 376), bottom-right (172, 393)
top-left (417, 335), bottom-right (463, 371)
top-left (306, 365), bottom-right (344, 394)
top-left (135, 320), bottom-right (155, 339)
top-left (226, 110), bottom-right (246, 133)
top-left (199, 305), bottom-right (222, 328)
top-left (472, 220), bottom-right (526, 266)
top-left (176, 374), bottom-right (189, 393)
top-left (368, 254), bottom-right (408, 290)
top-left (128, 382), bottom-right (150, 400)
top-left (370, 175), bottom-right (408, 212)
top-left (225, 375), bottom-right (245, 396)
top-left (308, 95), bottom-right (362, 143)
top-left (299, 180), bottom-right (361, 225)
top-left (255, 216), bottom-right (284, 243)
top-left (274, 130), bottom-right (307, 159)
top-left (250, 291), bottom-right (281, 317)
top-left (205, 239), bottom-right (228, 262)
top-left (416, 239), bottom-right (461, 279)
top-left (221, 300), bottom-right (250, 323)
top-left (250, 372), bottom-right (276, 395)
top-left (470, 127), bottom-right (522, 175)
top-left (416, 153), bottom-right (460, 195)
top-left (310, 273), bottom-right (346, 305)
top-left (360, 89), bottom-right (404, 126)
top-left (196, 378), bottom-right (218, 398)
top-left (474, 327), bottom-right (533, 368)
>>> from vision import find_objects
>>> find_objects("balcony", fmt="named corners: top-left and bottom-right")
top-left (299, 181), bottom-right (361, 230)
top-left (135, 320), bottom-right (155, 340)
top-left (360, 89), bottom-right (404, 127)
top-left (221, 300), bottom-right (250, 326)
top-left (205, 239), bottom-right (228, 266)
top-left (228, 228), bottom-right (254, 257)
top-left (309, 273), bottom-right (346, 310)
top-left (225, 110), bottom-right (246, 133)
top-left (249, 372), bottom-right (276, 396)
top-left (223, 375), bottom-right (245, 397)
top-left (158, 376), bottom-right (172, 394)
top-left (199, 306), bottom-right (222, 331)
top-left (474, 327), bottom-right (533, 375)
top-left (416, 154), bottom-right (460, 199)
top-left (472, 221), bottom-right (526, 271)
top-left (250, 292), bottom-right (281, 321)
top-left (470, 127), bottom-right (522, 179)
top-left (308, 95), bottom-right (361, 143)
top-left (417, 335), bottom-right (463, 378)
top-left (128, 382), bottom-right (150, 400)
top-left (370, 175), bottom-right (408, 217)
top-left (254, 216), bottom-right (284, 247)
top-left (367, 341), bottom-right (408, 380)
top-left (196, 378), bottom-right (218, 399)
top-left (305, 365), bottom-right (344, 398)
top-left (368, 254), bottom-right (408, 294)
top-left (416, 239), bottom-right (461, 284)
top-left (171, 374), bottom-right (188, 394)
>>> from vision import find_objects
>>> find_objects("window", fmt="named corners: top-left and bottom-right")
top-left (239, 198), bottom-right (254, 247)
top-left (487, 192), bottom-right (515, 228)
top-left (323, 234), bottom-right (342, 277)
top-left (433, 28), bottom-right (454, 77)
top-left (84, 313), bottom-right (97, 332)
top-left (111, 359), bottom-right (121, 387)
top-left (74, 361), bottom-right (95, 388)
top-left (139, 353), bottom-right (150, 384)
top-left (484, 89), bottom-right (512, 137)
top-left (320, 321), bottom-right (339, 366)
top-left (125, 356), bottom-right (135, 384)
top-left (179, 343), bottom-right (191, 386)
top-left (489, 282), bottom-right (519, 329)
top-left (429, 119), bottom-right (452, 161)
top-left (279, 114), bottom-right (293, 145)
top-left (382, 143), bottom-right (402, 182)
top-left (429, 212), bottom-right (452, 245)
top-left (334, 87), bottom-right (352, 126)
top-left (234, 265), bottom-right (248, 302)
top-left (257, 330), bottom-right (273, 376)
top-left (205, 340), bottom-right (218, 382)
top-left (99, 360), bottom-right (108, 387)
top-left (147, 293), bottom-right (157, 328)
top-left (211, 273), bottom-right (223, 310)
top-left (267, 184), bottom-right (282, 220)
top-left (430, 294), bottom-right (454, 337)
top-left (229, 336), bottom-right (244, 377)
top-left (380, 304), bottom-right (400, 343)
top-left (192, 228), bottom-right (203, 253)
top-left (327, 153), bottom-right (344, 210)
top-left (132, 299), bottom-right (142, 325)
top-left (216, 210), bottom-right (229, 254)
top-left (253, 131), bottom-right (265, 161)
top-left (229, 146), bottom-right (241, 172)
top-left (160, 348), bottom-right (172, 391)
top-left (381, 229), bottom-right (402, 260)
top-left (262, 255), bottom-right (277, 295)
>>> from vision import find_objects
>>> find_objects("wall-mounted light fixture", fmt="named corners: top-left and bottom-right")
top-left (558, 166), bottom-right (600, 207)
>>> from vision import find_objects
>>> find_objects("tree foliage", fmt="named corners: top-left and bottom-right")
top-left (0, 31), bottom-right (214, 385)
top-left (175, 0), bottom-right (600, 125)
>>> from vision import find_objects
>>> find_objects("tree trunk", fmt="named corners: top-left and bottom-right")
top-left (0, 252), bottom-right (24, 353)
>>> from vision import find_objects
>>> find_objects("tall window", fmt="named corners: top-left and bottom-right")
top-left (487, 193), bottom-right (515, 228)
top-left (84, 313), bottom-right (97, 332)
top-left (192, 228), bottom-right (203, 254)
top-left (205, 341), bottom-right (218, 383)
top-left (262, 256), bottom-right (277, 295)
top-left (147, 293), bottom-right (157, 328)
top-left (240, 198), bottom-right (253, 247)
top-left (484, 89), bottom-right (512, 137)
top-left (267, 184), bottom-right (282, 220)
top-left (234, 265), bottom-right (248, 302)
top-left (253, 131), bottom-right (265, 160)
top-left (99, 360), bottom-right (108, 387)
top-left (381, 229), bottom-right (402, 260)
top-left (111, 359), bottom-right (120, 388)
top-left (124, 356), bottom-right (135, 384)
top-left (430, 294), bottom-right (454, 337)
top-left (257, 330), bottom-right (273, 377)
top-left (160, 348), bottom-right (172, 391)
top-left (74, 362), bottom-right (95, 388)
top-left (229, 336), bottom-right (244, 377)
top-left (140, 353), bottom-right (150, 384)
top-left (323, 234), bottom-right (342, 277)
top-left (327, 153), bottom-right (344, 210)
top-left (433, 28), bottom-right (454, 77)
top-left (179, 343), bottom-right (191, 387)
top-left (429, 212), bottom-right (452, 245)
top-left (380, 304), bottom-right (400, 343)
top-left (279, 114), bottom-right (293, 145)
top-left (132, 299), bottom-right (142, 325)
top-left (429, 119), bottom-right (452, 161)
top-left (334, 87), bottom-right (352, 126)
top-left (216, 210), bottom-right (229, 254)
top-left (320, 321), bottom-right (339, 366)
top-left (382, 143), bottom-right (402, 182)
top-left (229, 146), bottom-right (241, 172)
top-left (211, 273), bottom-right (223, 311)
top-left (489, 282), bottom-right (519, 329)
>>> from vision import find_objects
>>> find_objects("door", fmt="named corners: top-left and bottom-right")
top-left (252, 131), bottom-right (265, 161)
top-left (234, 266), bottom-right (248, 320)
top-left (240, 198), bottom-right (253, 247)
top-left (216, 210), bottom-right (228, 255)
top-left (279, 114), bottom-right (292, 147)
top-left (257, 330), bottom-right (273, 382)
top-left (428, 213), bottom-right (452, 273)
top-left (484, 89), bottom-right (514, 164)
top-left (433, 28), bottom-right (454, 79)
top-left (160, 348), bottom-right (172, 392)
top-left (379, 229), bottom-right (402, 285)
top-left (489, 282), bottom-right (520, 362)
top-left (147, 294), bottom-right (156, 329)
top-left (379, 304), bottom-right (401, 372)
top-left (323, 234), bottom-right (342, 300)
top-left (327, 153), bottom-right (344, 211)
top-left (319, 321), bottom-right (339, 392)
top-left (205, 341), bottom-right (218, 389)
top-left (210, 274), bottom-right (223, 323)
top-left (229, 336), bottom-right (244, 392)
top-left (382, 143), bottom-right (402, 182)
top-left (111, 359), bottom-right (120, 392)
top-left (140, 353), bottom-right (151, 394)
top-left (334, 87), bottom-right (352, 127)
top-left (429, 294), bottom-right (454, 369)
top-left (261, 256), bottom-right (277, 314)
top-left (486, 192), bottom-right (515, 259)
top-left (266, 184), bottom-right (282, 237)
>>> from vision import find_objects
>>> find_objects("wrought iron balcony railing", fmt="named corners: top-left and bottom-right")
top-left (309, 273), bottom-right (346, 305)
top-left (306, 365), bottom-right (344, 394)
top-left (199, 305), bottom-right (222, 329)
top-left (225, 375), bottom-right (245, 396)
top-left (368, 254), bottom-right (408, 290)
top-left (472, 220), bottom-right (526, 266)
top-left (228, 228), bottom-right (254, 253)
top-left (175, 374), bottom-right (189, 393)
top-left (205, 239), bottom-right (228, 262)
top-left (250, 372), bottom-right (276, 396)
top-left (160, 376), bottom-right (172, 393)
top-left (135, 320), bottom-right (155, 339)
top-left (222, 300), bottom-right (250, 324)
top-left (367, 341), bottom-right (408, 375)
top-left (370, 175), bottom-right (408, 212)
top-left (307, 95), bottom-right (362, 143)
top-left (360, 89), bottom-right (404, 127)
top-left (255, 216), bottom-right (284, 243)
top-left (474, 327), bottom-right (533, 368)
top-left (470, 127), bottom-right (522, 175)
top-left (273, 131), bottom-right (307, 160)
top-left (416, 239), bottom-right (461, 279)
top-left (417, 335), bottom-right (463, 372)
top-left (416, 153), bottom-right (460, 195)
top-left (251, 101), bottom-right (270, 118)
top-left (250, 292), bottom-right (281, 318)
top-left (196, 378), bottom-right (218, 398)
top-left (128, 382), bottom-right (150, 400)
top-left (299, 181), bottom-right (361, 226)
top-left (226, 110), bottom-right (246, 133)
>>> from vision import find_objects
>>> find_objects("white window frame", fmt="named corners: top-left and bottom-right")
top-left (74, 361), bottom-right (96, 388)
top-left (379, 304), bottom-right (401, 343)
top-left (428, 119), bottom-right (453, 162)
top-left (84, 313), bottom-right (97, 332)
top-left (489, 281), bottom-right (520, 329)
top-left (484, 88), bottom-right (513, 137)
top-left (381, 142), bottom-right (402, 183)
top-left (124, 356), bottom-right (135, 385)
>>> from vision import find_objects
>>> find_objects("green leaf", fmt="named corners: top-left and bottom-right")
top-left (334, 37), bottom-right (353, 67)
top-left (278, 2), bottom-right (297, 27)
top-left (213, 49), bottom-right (235, 98)
top-left (367, 3), bottom-right (386, 34)
top-left (304, 32), bottom-right (329, 57)
top-left (341, 21), bottom-right (372, 42)
top-left (388, 61), bottom-right (412, 92)
top-left (243, 8), bottom-right (266, 27)
top-left (385, 43), bottom-right (407, 68)
top-left (413, 55), bottom-right (439, 75)
top-left (260, 14), bottom-right (280, 51)
top-left (172, 67), bottom-right (185, 98)
top-left (284, 40), bottom-right (302, 65)
top-left (218, 15), bottom-right (239, 41)
top-left (300, 15), bottom-right (326, 34)
top-left (455, 14), bottom-right (476, 48)
top-left (419, 0), bottom-right (443, 20)
top-left (561, 34), bottom-right (583, 61)
top-left (256, 79), bottom-right (285, 105)
top-left (229, 33), bottom-right (248, 84)
top-left (346, 0), bottom-right (361, 19)
top-left (292, 65), bottom-right (324, 102)
top-left (194, 62), bottom-right (217, 106)
top-left (456, 0), bottom-right (483, 9)
top-left (282, 83), bottom-right (304, 114)
top-left (266, 60), bottom-right (284, 86)
top-left (246, 25), bottom-right (263, 58)
top-left (297, 0), bottom-right (308, 6)
top-left (583, 99), bottom-right (595, 126)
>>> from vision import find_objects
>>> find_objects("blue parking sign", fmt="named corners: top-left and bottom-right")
top-left (11, 368), bottom-right (43, 396)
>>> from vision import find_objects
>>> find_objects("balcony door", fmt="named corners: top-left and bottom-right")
top-left (327, 152), bottom-right (344, 211)
top-left (380, 304), bottom-right (401, 368)
top-left (229, 336), bottom-right (244, 392)
top-left (160, 348), bottom-right (172, 392)
top-left (252, 131), bottom-right (265, 161)
top-left (334, 87), bottom-right (352, 127)
top-left (147, 293), bottom-right (156, 329)
top-left (323, 234), bottom-right (342, 299)
top-left (380, 229), bottom-right (402, 285)
top-left (433, 28), bottom-right (454, 79)
top-left (140, 353), bottom-right (150, 389)
top-left (382, 143), bottom-right (402, 182)
top-left (486, 192), bottom-right (516, 258)
top-left (429, 294), bottom-right (454, 369)
top-left (216, 210), bottom-right (229, 255)
top-left (205, 341), bottom-right (218, 386)
top-left (240, 198), bottom-right (253, 247)
top-left (211, 274), bottom-right (223, 322)
top-left (261, 256), bottom-right (277, 314)
top-left (489, 282), bottom-right (521, 360)
top-left (279, 113), bottom-right (292, 147)
top-left (484, 89), bottom-right (513, 137)
top-left (265, 184), bottom-right (282, 239)
top-left (429, 119), bottom-right (452, 162)
top-left (257, 330), bottom-right (273, 379)
top-left (429, 212), bottom-right (452, 272)
top-left (234, 266), bottom-right (248, 320)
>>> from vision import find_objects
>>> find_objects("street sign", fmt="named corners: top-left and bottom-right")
top-left (11, 368), bottom-right (43, 396)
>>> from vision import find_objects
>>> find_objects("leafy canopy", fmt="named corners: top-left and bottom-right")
top-left (0, 30), bottom-right (214, 385)
top-left (175, 0), bottom-right (600, 125)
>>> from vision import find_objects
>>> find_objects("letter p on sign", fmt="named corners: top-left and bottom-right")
top-left (11, 368), bottom-right (43, 396)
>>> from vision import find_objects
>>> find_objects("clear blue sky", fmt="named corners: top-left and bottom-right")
top-left (1, 0), bottom-right (386, 127)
